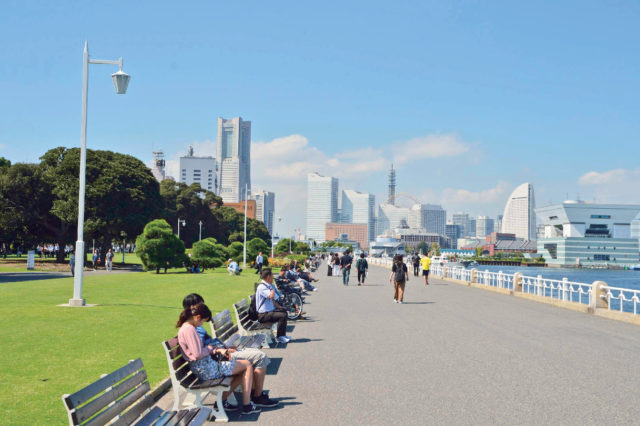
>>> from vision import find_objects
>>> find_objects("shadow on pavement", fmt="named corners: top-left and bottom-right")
top-left (266, 357), bottom-right (282, 375)
top-left (0, 272), bottom-right (69, 283)
top-left (400, 302), bottom-right (435, 305)
top-left (226, 395), bottom-right (301, 422)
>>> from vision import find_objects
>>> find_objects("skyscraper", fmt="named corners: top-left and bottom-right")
top-left (216, 117), bottom-right (251, 203)
top-left (388, 164), bottom-right (396, 205)
top-left (377, 203), bottom-right (409, 235)
top-left (408, 204), bottom-right (446, 235)
top-left (445, 223), bottom-right (461, 249)
top-left (476, 216), bottom-right (495, 238)
top-left (179, 145), bottom-right (216, 192)
top-left (341, 189), bottom-right (376, 243)
top-left (452, 213), bottom-right (470, 237)
top-left (306, 172), bottom-right (338, 243)
top-left (151, 150), bottom-right (166, 182)
top-left (501, 182), bottom-right (536, 240)
top-left (252, 189), bottom-right (275, 236)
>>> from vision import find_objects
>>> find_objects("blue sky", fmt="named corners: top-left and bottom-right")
top-left (1, 1), bottom-right (639, 234)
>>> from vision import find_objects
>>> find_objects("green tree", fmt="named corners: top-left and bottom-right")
top-left (191, 237), bottom-right (228, 270)
top-left (430, 242), bottom-right (440, 256)
top-left (0, 157), bottom-right (10, 170)
top-left (135, 219), bottom-right (185, 273)
top-left (416, 241), bottom-right (429, 255)
top-left (247, 237), bottom-right (269, 262)
top-left (227, 241), bottom-right (244, 262)
top-left (160, 180), bottom-right (224, 248)
top-left (294, 242), bottom-right (310, 254)
top-left (275, 238), bottom-right (294, 255)
top-left (228, 231), bottom-right (244, 243)
top-left (475, 247), bottom-right (483, 257)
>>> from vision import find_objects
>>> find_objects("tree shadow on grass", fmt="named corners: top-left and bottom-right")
top-left (99, 303), bottom-right (181, 310)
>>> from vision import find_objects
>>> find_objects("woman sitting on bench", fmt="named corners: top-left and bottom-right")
top-left (176, 303), bottom-right (260, 415)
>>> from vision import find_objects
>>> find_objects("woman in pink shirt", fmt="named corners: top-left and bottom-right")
top-left (177, 303), bottom-right (260, 415)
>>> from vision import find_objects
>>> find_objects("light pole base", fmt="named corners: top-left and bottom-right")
top-left (58, 299), bottom-right (97, 308)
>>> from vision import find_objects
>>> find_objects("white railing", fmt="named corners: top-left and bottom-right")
top-left (412, 263), bottom-right (640, 317)
top-left (602, 285), bottom-right (640, 315)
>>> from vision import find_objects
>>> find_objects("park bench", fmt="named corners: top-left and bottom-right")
top-left (162, 337), bottom-right (234, 422)
top-left (210, 309), bottom-right (266, 349)
top-left (232, 298), bottom-right (276, 346)
top-left (62, 358), bottom-right (211, 426)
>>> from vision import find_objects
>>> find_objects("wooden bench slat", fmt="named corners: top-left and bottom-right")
top-left (165, 338), bottom-right (181, 359)
top-left (179, 409), bottom-right (199, 426)
top-left (149, 410), bottom-right (175, 426)
top-left (132, 406), bottom-right (165, 426)
top-left (188, 376), bottom-right (231, 390)
top-left (187, 408), bottom-right (212, 425)
top-left (74, 370), bottom-right (148, 424)
top-left (83, 381), bottom-right (150, 426)
top-left (64, 358), bottom-right (144, 410)
top-left (165, 409), bottom-right (190, 426)
top-left (112, 393), bottom-right (155, 426)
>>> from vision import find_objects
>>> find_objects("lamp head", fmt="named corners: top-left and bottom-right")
top-left (111, 70), bottom-right (130, 94)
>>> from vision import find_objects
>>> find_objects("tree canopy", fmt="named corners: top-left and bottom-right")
top-left (135, 219), bottom-right (185, 273)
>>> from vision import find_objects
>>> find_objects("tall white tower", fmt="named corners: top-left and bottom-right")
top-left (306, 172), bottom-right (338, 243)
top-left (151, 150), bottom-right (166, 182)
top-left (501, 182), bottom-right (536, 240)
top-left (216, 117), bottom-right (251, 203)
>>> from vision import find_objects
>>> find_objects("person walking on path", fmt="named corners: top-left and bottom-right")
top-left (340, 250), bottom-right (353, 286)
top-left (327, 253), bottom-right (333, 276)
top-left (412, 254), bottom-right (420, 277)
top-left (255, 251), bottom-right (264, 274)
top-left (92, 250), bottom-right (98, 271)
top-left (355, 253), bottom-right (368, 286)
top-left (105, 248), bottom-right (114, 271)
top-left (389, 254), bottom-right (409, 303)
top-left (421, 253), bottom-right (431, 285)
top-left (332, 253), bottom-right (340, 277)
top-left (70, 252), bottom-right (75, 277)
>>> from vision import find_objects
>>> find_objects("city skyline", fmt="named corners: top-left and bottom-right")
top-left (2, 2), bottom-right (640, 234)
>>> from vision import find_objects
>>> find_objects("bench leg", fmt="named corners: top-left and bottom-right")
top-left (172, 386), bottom-right (182, 411)
top-left (210, 390), bottom-right (229, 423)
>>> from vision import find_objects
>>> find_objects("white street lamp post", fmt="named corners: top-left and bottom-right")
top-left (199, 220), bottom-right (203, 241)
top-left (177, 218), bottom-right (186, 239)
top-left (242, 184), bottom-right (248, 269)
top-left (69, 41), bottom-right (130, 307)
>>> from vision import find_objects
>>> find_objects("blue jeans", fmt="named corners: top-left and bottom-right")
top-left (300, 278), bottom-right (315, 291)
top-left (342, 268), bottom-right (350, 285)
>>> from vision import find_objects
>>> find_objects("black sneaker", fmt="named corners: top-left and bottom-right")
top-left (253, 394), bottom-right (280, 408)
top-left (241, 402), bottom-right (261, 415)
top-left (214, 399), bottom-right (239, 412)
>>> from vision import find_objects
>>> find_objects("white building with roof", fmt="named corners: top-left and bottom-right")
top-left (306, 172), bottom-right (338, 243)
top-left (501, 182), bottom-right (536, 240)
top-left (179, 145), bottom-right (216, 192)
top-left (252, 189), bottom-right (275, 236)
top-left (341, 189), bottom-right (376, 243)
top-left (377, 203), bottom-right (409, 236)
top-left (536, 201), bottom-right (640, 267)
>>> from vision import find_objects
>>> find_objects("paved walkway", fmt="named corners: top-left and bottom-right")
top-left (162, 263), bottom-right (640, 424)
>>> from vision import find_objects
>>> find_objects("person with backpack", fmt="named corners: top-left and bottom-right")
top-left (356, 253), bottom-right (368, 286)
top-left (340, 250), bottom-right (353, 286)
top-left (256, 269), bottom-right (291, 343)
top-left (389, 254), bottom-right (409, 303)
top-left (412, 254), bottom-right (420, 277)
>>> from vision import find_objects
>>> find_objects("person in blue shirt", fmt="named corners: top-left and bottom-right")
top-left (256, 269), bottom-right (291, 343)
top-left (227, 259), bottom-right (241, 275)
top-left (182, 293), bottom-right (279, 409)
top-left (286, 265), bottom-right (316, 292)
top-left (255, 251), bottom-right (264, 274)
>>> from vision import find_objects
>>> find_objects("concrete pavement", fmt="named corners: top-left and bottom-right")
top-left (162, 263), bottom-right (640, 424)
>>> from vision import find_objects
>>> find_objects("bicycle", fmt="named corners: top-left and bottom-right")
top-left (275, 279), bottom-right (304, 320)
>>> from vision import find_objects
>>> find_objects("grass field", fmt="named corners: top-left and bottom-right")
top-left (0, 268), bottom-right (260, 425)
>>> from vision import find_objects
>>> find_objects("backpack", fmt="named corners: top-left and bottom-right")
top-left (356, 258), bottom-right (367, 272)
top-left (394, 263), bottom-right (406, 282)
top-left (248, 293), bottom-right (259, 321)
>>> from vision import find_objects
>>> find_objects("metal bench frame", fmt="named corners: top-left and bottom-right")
top-left (162, 337), bottom-right (233, 423)
top-left (62, 358), bottom-right (211, 426)
top-left (233, 297), bottom-right (276, 346)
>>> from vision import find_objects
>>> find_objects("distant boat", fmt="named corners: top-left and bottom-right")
top-left (631, 265), bottom-right (640, 271)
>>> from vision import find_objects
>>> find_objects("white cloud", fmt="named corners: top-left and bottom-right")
top-left (393, 134), bottom-right (469, 165)
top-left (441, 181), bottom-right (511, 205)
top-left (578, 168), bottom-right (640, 204)
top-left (578, 168), bottom-right (640, 185)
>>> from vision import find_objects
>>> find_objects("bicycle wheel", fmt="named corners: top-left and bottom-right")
top-left (286, 293), bottom-right (303, 320)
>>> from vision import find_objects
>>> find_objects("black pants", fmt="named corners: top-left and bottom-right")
top-left (258, 310), bottom-right (288, 337)
top-left (255, 263), bottom-right (262, 274)
top-left (358, 270), bottom-right (366, 283)
top-left (413, 264), bottom-right (419, 276)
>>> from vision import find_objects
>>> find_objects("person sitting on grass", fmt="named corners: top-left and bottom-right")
top-left (176, 302), bottom-right (260, 415)
top-left (181, 293), bottom-right (279, 410)
top-left (227, 259), bottom-right (241, 275)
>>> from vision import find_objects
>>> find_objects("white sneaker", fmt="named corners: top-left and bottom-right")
top-left (398, 301), bottom-right (403, 304)
top-left (393, 299), bottom-right (397, 303)
top-left (276, 336), bottom-right (289, 344)
top-left (283, 335), bottom-right (292, 342)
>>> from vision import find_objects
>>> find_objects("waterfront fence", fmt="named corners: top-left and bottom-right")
top-left (366, 257), bottom-right (640, 317)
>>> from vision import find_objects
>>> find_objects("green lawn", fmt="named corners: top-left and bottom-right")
top-left (0, 268), bottom-right (260, 425)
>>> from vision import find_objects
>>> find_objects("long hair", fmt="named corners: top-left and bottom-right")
top-left (176, 302), bottom-right (212, 328)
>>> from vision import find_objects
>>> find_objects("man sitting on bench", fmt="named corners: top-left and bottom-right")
top-left (256, 269), bottom-right (291, 344)
top-left (182, 293), bottom-right (278, 409)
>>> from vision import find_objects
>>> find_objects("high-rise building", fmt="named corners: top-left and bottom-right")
top-left (501, 182), bottom-right (536, 240)
top-left (496, 214), bottom-right (503, 235)
top-left (408, 204), bottom-right (446, 235)
top-left (179, 145), bottom-right (216, 192)
top-left (468, 219), bottom-right (477, 237)
top-left (151, 150), bottom-right (166, 182)
top-left (252, 189), bottom-right (275, 236)
top-left (341, 189), bottom-right (376, 243)
top-left (306, 172), bottom-right (338, 243)
top-left (216, 117), bottom-right (251, 203)
top-left (452, 213), bottom-right (470, 237)
top-left (377, 203), bottom-right (409, 235)
top-left (476, 216), bottom-right (495, 238)
top-left (445, 223), bottom-right (461, 249)
top-left (325, 223), bottom-right (368, 250)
